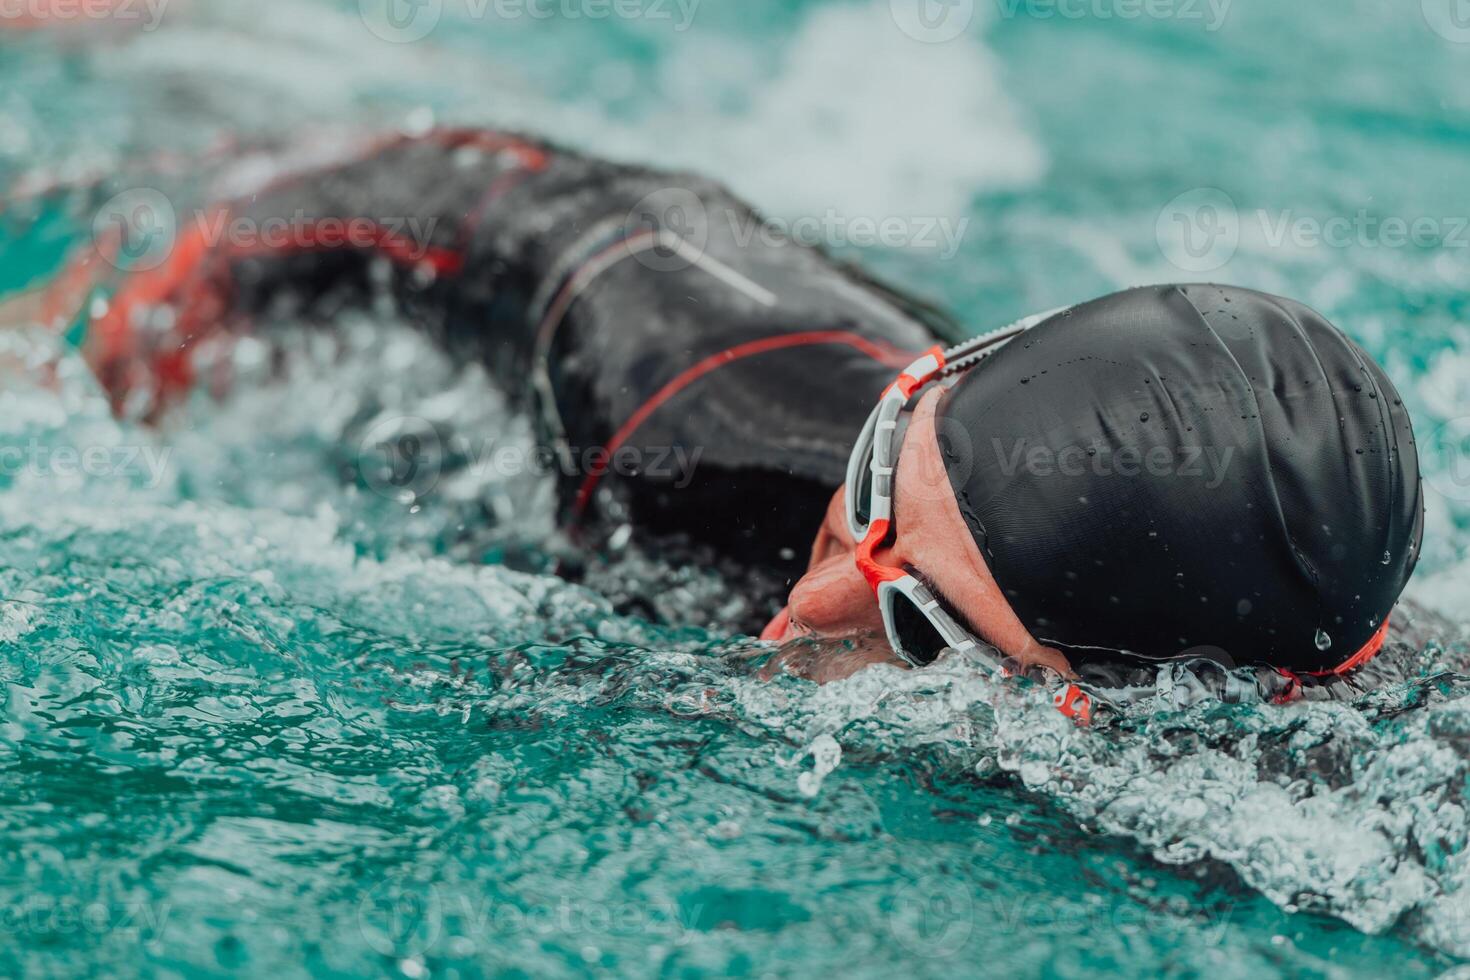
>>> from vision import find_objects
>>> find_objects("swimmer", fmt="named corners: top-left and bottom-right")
top-left (21, 128), bottom-right (1425, 709)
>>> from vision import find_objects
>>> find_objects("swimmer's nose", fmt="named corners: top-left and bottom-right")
top-left (759, 606), bottom-right (791, 642)
top-left (783, 550), bottom-right (887, 641)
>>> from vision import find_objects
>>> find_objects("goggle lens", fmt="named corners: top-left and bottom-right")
top-left (890, 590), bottom-right (951, 667)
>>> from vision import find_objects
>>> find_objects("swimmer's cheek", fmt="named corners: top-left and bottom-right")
top-left (805, 488), bottom-right (855, 569)
top-left (1012, 642), bottom-right (1076, 680)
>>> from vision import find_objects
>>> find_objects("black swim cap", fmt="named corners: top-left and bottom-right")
top-left (936, 284), bottom-right (1423, 672)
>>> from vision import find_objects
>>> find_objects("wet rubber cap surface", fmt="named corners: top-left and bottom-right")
top-left (936, 284), bottom-right (1424, 671)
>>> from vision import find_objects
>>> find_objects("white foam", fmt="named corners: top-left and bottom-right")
top-left (638, 0), bottom-right (1046, 217)
top-left (84, 0), bottom-right (1043, 225)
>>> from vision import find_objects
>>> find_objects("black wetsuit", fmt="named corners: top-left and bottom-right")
top-left (85, 129), bottom-right (945, 622)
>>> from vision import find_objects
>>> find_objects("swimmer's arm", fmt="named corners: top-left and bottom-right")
top-left (59, 129), bottom-right (551, 415)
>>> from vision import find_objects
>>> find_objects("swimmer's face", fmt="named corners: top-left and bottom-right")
top-left (764, 389), bottom-right (1073, 678)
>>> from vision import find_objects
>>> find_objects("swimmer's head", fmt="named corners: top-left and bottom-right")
top-left (771, 284), bottom-right (1424, 676)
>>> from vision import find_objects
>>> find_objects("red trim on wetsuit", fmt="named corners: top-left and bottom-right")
top-left (1320, 615), bottom-right (1392, 676)
top-left (93, 209), bottom-right (225, 395)
top-left (1273, 614), bottom-right (1393, 700)
top-left (571, 330), bottom-right (913, 520)
top-left (91, 205), bottom-right (472, 408)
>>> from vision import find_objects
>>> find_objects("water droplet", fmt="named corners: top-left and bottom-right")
top-left (1314, 629), bottom-right (1332, 651)
top-left (1140, 412), bottom-right (1150, 422)
top-left (1381, 551), bottom-right (1391, 565)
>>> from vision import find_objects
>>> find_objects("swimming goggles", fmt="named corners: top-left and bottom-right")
top-left (842, 309), bottom-right (1097, 724)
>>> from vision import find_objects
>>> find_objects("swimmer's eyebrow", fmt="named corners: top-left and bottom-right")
top-left (909, 566), bottom-right (985, 644)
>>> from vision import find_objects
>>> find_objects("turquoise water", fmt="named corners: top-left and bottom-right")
top-left (3, 0), bottom-right (1470, 975)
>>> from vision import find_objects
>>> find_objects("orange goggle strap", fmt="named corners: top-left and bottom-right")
top-left (885, 345), bottom-right (947, 401)
top-left (845, 313), bottom-right (1051, 541)
top-left (855, 519), bottom-right (905, 593)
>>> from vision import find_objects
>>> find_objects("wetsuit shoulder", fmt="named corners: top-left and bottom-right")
top-left (70, 129), bottom-right (947, 607)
